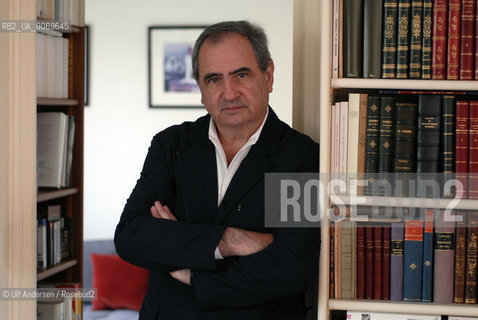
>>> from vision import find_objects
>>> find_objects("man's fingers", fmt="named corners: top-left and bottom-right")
top-left (152, 201), bottom-right (178, 221)
top-left (161, 205), bottom-right (177, 221)
top-left (151, 206), bottom-right (161, 218)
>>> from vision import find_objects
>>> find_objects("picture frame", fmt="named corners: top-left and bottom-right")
top-left (148, 26), bottom-right (206, 108)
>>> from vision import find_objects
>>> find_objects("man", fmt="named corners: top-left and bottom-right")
top-left (115, 20), bottom-right (319, 319)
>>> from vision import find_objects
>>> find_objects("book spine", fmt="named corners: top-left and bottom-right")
top-left (341, 220), bottom-right (354, 299)
top-left (339, 101), bottom-right (349, 195)
top-left (343, 0), bottom-right (364, 78)
top-left (469, 101), bottom-right (478, 199)
top-left (421, 209), bottom-right (434, 302)
top-left (476, 0), bottom-right (478, 79)
top-left (456, 100), bottom-right (470, 198)
top-left (335, 221), bottom-right (342, 298)
top-left (356, 223), bottom-right (366, 299)
top-left (433, 209), bottom-right (456, 303)
top-left (397, 0), bottom-right (412, 78)
top-left (431, 0), bottom-right (448, 79)
top-left (382, 0), bottom-right (399, 78)
top-left (465, 212), bottom-right (478, 303)
top-left (382, 224), bottom-right (391, 300)
top-left (366, 224), bottom-right (375, 299)
top-left (378, 96), bottom-right (396, 173)
top-left (347, 94), bottom-right (361, 195)
top-left (365, 96), bottom-right (381, 196)
top-left (447, 0), bottom-right (462, 79)
top-left (441, 95), bottom-right (456, 173)
top-left (363, 0), bottom-right (384, 78)
top-left (409, 0), bottom-right (424, 78)
top-left (421, 0), bottom-right (434, 78)
top-left (393, 101), bottom-right (417, 173)
top-left (403, 219), bottom-right (424, 302)
top-left (332, 0), bottom-right (340, 78)
top-left (357, 94), bottom-right (369, 196)
top-left (330, 223), bottom-right (335, 298)
top-left (454, 214), bottom-right (467, 303)
top-left (390, 222), bottom-right (404, 301)
top-left (459, 0), bottom-right (476, 80)
top-left (374, 225), bottom-right (383, 299)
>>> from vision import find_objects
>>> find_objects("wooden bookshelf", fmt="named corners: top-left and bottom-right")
top-left (316, 1), bottom-right (478, 319)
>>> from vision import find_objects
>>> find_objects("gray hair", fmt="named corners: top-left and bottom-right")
top-left (192, 20), bottom-right (272, 81)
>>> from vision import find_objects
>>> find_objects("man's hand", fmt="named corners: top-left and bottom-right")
top-left (218, 227), bottom-right (273, 258)
top-left (169, 269), bottom-right (191, 286)
top-left (151, 201), bottom-right (177, 221)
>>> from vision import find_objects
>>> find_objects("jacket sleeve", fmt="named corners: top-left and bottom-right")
top-left (114, 133), bottom-right (226, 273)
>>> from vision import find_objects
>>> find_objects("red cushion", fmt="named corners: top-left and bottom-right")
top-left (91, 253), bottom-right (149, 311)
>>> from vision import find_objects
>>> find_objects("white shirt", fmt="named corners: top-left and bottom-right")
top-left (208, 107), bottom-right (269, 259)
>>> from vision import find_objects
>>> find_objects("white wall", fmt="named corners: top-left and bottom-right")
top-left (84, 0), bottom-right (294, 240)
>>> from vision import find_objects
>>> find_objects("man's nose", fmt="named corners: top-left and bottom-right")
top-left (222, 79), bottom-right (240, 101)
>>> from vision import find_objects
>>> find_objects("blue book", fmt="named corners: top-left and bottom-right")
top-left (403, 219), bottom-right (424, 301)
top-left (390, 222), bottom-right (404, 301)
top-left (421, 209), bottom-right (434, 302)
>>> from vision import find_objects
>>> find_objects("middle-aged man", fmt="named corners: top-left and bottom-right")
top-left (115, 20), bottom-right (320, 320)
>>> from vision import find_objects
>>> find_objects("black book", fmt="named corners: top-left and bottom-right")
top-left (382, 0), bottom-right (399, 78)
top-left (409, 0), bottom-right (423, 78)
top-left (396, 0), bottom-right (411, 78)
top-left (343, 0), bottom-right (364, 78)
top-left (365, 96), bottom-right (381, 195)
top-left (363, 0), bottom-right (383, 78)
top-left (441, 95), bottom-right (456, 197)
top-left (421, 0), bottom-right (433, 79)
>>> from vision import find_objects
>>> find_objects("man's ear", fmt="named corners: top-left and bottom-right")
top-left (265, 60), bottom-right (274, 93)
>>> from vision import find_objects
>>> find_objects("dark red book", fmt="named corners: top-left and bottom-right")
top-left (459, 0), bottom-right (476, 80)
top-left (454, 214), bottom-right (467, 303)
top-left (476, 0), bottom-right (478, 79)
top-left (356, 224), bottom-right (366, 299)
top-left (374, 225), bottom-right (383, 300)
top-left (432, 0), bottom-right (448, 79)
top-left (365, 224), bottom-right (374, 299)
top-left (382, 224), bottom-right (391, 300)
top-left (456, 100), bottom-right (470, 198)
top-left (469, 101), bottom-right (478, 199)
top-left (447, 0), bottom-right (461, 79)
top-left (465, 212), bottom-right (478, 303)
top-left (329, 224), bottom-right (335, 298)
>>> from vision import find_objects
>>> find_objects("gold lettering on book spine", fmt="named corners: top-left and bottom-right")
top-left (386, 15), bottom-right (395, 39)
top-left (423, 16), bottom-right (432, 39)
top-left (413, 14), bottom-right (421, 38)
top-left (400, 15), bottom-right (408, 39)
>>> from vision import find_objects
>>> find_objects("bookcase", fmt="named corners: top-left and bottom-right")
top-left (35, 5), bottom-right (85, 314)
top-left (316, 1), bottom-right (478, 320)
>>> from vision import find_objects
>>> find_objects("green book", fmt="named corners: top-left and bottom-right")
top-left (381, 0), bottom-right (399, 78)
top-left (409, 0), bottom-right (423, 78)
top-left (340, 220), bottom-right (355, 299)
top-left (421, 0), bottom-right (433, 79)
top-left (343, 0), bottom-right (364, 78)
top-left (396, 0), bottom-right (411, 78)
top-left (363, 0), bottom-right (383, 78)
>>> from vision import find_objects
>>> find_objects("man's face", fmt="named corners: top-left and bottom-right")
top-left (197, 33), bottom-right (274, 134)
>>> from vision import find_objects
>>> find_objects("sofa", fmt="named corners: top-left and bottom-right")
top-left (83, 239), bottom-right (143, 320)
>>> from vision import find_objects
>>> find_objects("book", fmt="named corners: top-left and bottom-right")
top-left (339, 101), bottom-right (349, 194)
top-left (409, 0), bottom-right (424, 78)
top-left (469, 101), bottom-right (478, 199)
top-left (335, 220), bottom-right (342, 298)
top-left (363, 0), bottom-right (383, 78)
top-left (365, 96), bottom-right (381, 196)
top-left (332, 0), bottom-right (340, 78)
top-left (396, 0), bottom-right (412, 78)
top-left (331, 103), bottom-right (340, 177)
top-left (340, 220), bottom-right (355, 299)
top-left (37, 219), bottom-right (47, 270)
top-left (373, 224), bottom-right (383, 299)
top-left (365, 224), bottom-right (375, 299)
top-left (378, 96), bottom-right (395, 195)
top-left (421, 209), bottom-right (434, 302)
top-left (356, 223), bottom-right (366, 299)
top-left (456, 100), bottom-right (470, 198)
top-left (441, 95), bottom-right (456, 197)
top-left (465, 212), bottom-right (478, 303)
top-left (330, 223), bottom-right (335, 298)
top-left (421, 0), bottom-right (434, 78)
top-left (431, 0), bottom-right (448, 79)
top-left (382, 224), bottom-right (391, 300)
top-left (459, 0), bottom-right (476, 80)
top-left (433, 209), bottom-right (456, 303)
top-left (390, 222), bottom-right (404, 301)
top-left (403, 219), bottom-right (424, 302)
top-left (454, 213), bottom-right (468, 303)
top-left (382, 0), bottom-right (399, 78)
top-left (37, 300), bottom-right (65, 320)
top-left (343, 0), bottom-right (364, 78)
top-left (346, 311), bottom-right (440, 320)
top-left (447, 0), bottom-right (462, 79)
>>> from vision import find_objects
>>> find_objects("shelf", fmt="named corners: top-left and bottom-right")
top-left (330, 194), bottom-right (478, 210)
top-left (331, 78), bottom-right (478, 91)
top-left (37, 98), bottom-right (79, 106)
top-left (37, 259), bottom-right (78, 281)
top-left (37, 188), bottom-right (78, 203)
top-left (329, 299), bottom-right (478, 317)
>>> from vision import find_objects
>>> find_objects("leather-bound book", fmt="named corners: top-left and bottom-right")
top-left (373, 225), bottom-right (383, 299)
top-left (456, 100), bottom-right (470, 198)
top-left (396, 0), bottom-right (411, 78)
top-left (454, 213), bottom-right (467, 304)
top-left (431, 0), bottom-right (448, 79)
top-left (356, 223), bottom-right (366, 299)
top-left (390, 222), bottom-right (404, 301)
top-left (343, 0), bottom-right (364, 78)
top-left (459, 0), bottom-right (476, 80)
top-left (365, 96), bottom-right (381, 196)
top-left (441, 96), bottom-right (456, 194)
top-left (403, 219), bottom-right (424, 302)
top-left (365, 224), bottom-right (375, 299)
top-left (421, 209), bottom-right (434, 302)
top-left (363, 0), bottom-right (383, 78)
top-left (447, 0), bottom-right (462, 79)
top-left (409, 0), bottom-right (423, 78)
top-left (465, 212), bottom-right (478, 303)
top-left (469, 101), bottom-right (478, 199)
top-left (330, 223), bottom-right (335, 299)
top-left (378, 97), bottom-right (395, 194)
top-left (382, 224), bottom-right (391, 300)
top-left (382, 0), bottom-right (399, 78)
top-left (433, 209), bottom-right (455, 303)
top-left (421, 0), bottom-right (434, 78)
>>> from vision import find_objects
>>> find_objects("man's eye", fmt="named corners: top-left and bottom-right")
top-left (237, 73), bottom-right (247, 78)
top-left (208, 78), bottom-right (219, 84)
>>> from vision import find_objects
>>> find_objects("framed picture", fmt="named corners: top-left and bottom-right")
top-left (148, 26), bottom-right (206, 108)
